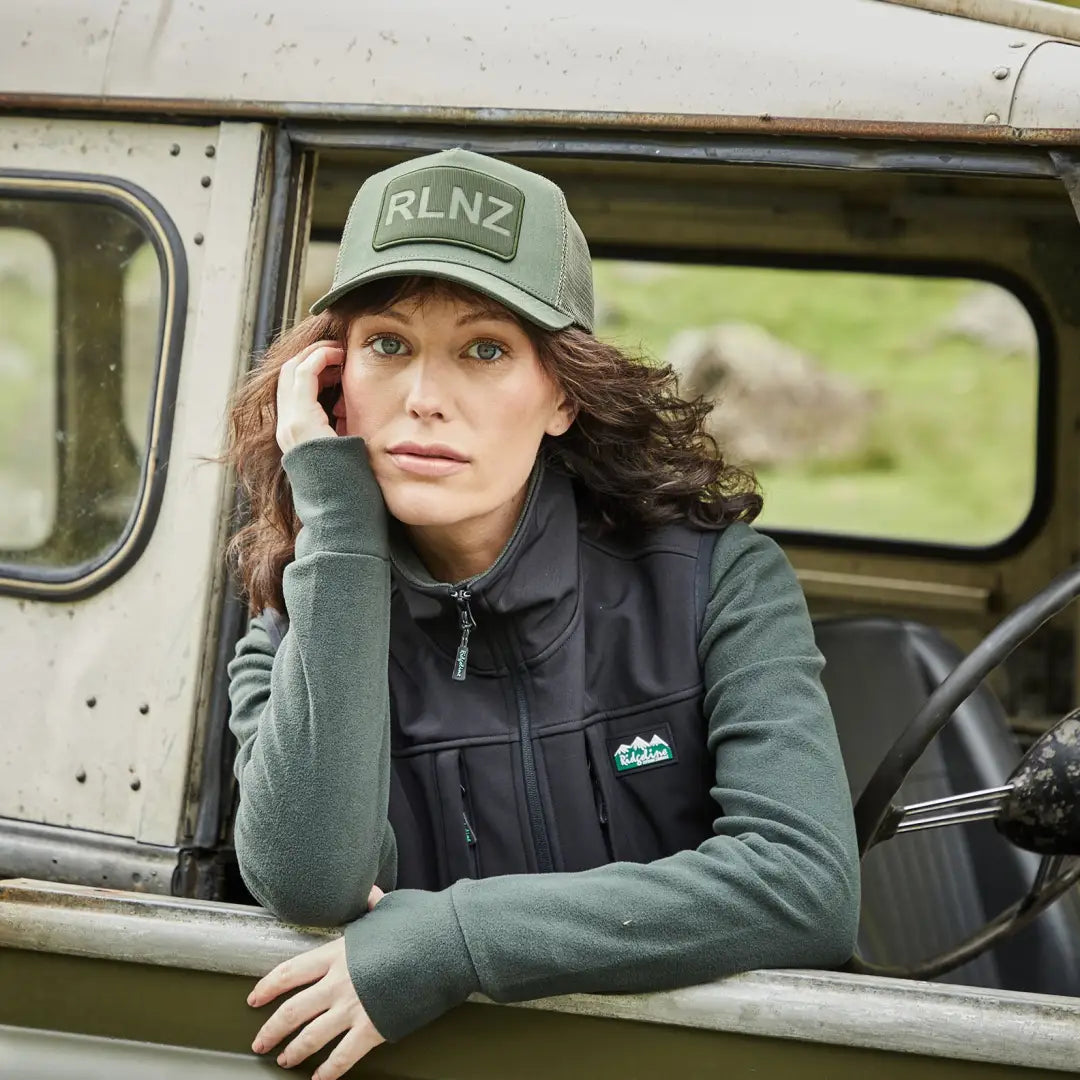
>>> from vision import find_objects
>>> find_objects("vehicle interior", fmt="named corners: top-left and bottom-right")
top-left (300, 141), bottom-right (1080, 996)
top-left (3, 128), bottom-right (1080, 1011)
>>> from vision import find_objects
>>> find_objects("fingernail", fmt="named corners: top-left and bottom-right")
top-left (277, 1053), bottom-right (287, 1067)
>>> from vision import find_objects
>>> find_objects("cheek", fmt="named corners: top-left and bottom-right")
top-left (340, 363), bottom-right (389, 439)
top-left (483, 373), bottom-right (559, 443)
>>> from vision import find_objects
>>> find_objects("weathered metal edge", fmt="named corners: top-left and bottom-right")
top-left (0, 819), bottom-right (179, 894)
top-left (879, 0), bottom-right (1080, 41)
top-left (0, 1023), bottom-right (262, 1078)
top-left (1, 879), bottom-right (1079, 1071)
top-left (0, 96), bottom-right (1079, 145)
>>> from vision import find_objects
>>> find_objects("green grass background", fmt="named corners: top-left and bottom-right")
top-left (593, 263), bottom-right (1037, 547)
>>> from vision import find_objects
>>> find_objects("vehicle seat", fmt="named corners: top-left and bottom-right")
top-left (814, 616), bottom-right (1080, 995)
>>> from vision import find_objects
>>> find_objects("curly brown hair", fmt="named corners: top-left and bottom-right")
top-left (223, 275), bottom-right (762, 614)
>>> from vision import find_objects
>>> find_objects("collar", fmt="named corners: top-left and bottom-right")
top-left (387, 454), bottom-right (581, 673)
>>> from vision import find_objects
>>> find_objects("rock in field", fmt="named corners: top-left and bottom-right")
top-left (665, 322), bottom-right (876, 467)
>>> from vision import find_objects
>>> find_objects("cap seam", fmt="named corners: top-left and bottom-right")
top-left (327, 251), bottom-right (563, 308)
top-left (333, 209), bottom-right (354, 284)
top-left (555, 189), bottom-right (570, 309)
top-left (336, 251), bottom-right (561, 306)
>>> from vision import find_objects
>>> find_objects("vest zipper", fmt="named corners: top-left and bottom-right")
top-left (450, 586), bottom-right (553, 872)
top-left (449, 588), bottom-right (476, 681)
top-left (509, 657), bottom-right (554, 874)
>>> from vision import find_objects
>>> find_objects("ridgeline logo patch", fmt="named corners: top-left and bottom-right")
top-left (609, 724), bottom-right (677, 775)
top-left (372, 165), bottom-right (524, 260)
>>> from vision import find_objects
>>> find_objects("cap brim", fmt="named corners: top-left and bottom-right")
top-left (309, 260), bottom-right (574, 331)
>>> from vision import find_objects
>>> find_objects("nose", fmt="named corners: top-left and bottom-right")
top-left (403, 355), bottom-right (449, 421)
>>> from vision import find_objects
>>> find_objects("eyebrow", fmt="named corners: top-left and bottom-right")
top-left (455, 310), bottom-right (515, 327)
top-left (372, 307), bottom-right (516, 327)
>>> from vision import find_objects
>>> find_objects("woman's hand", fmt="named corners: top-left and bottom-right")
top-left (276, 340), bottom-right (346, 455)
top-left (249, 886), bottom-right (386, 1078)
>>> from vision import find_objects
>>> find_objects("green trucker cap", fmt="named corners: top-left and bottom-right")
top-left (310, 147), bottom-right (594, 332)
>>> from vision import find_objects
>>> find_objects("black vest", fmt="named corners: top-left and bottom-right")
top-left (265, 459), bottom-right (720, 890)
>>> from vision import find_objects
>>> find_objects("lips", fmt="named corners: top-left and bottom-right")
top-left (386, 442), bottom-right (470, 462)
top-left (386, 441), bottom-right (471, 478)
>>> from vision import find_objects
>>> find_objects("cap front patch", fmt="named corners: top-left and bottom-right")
top-left (372, 165), bottom-right (524, 260)
top-left (608, 722), bottom-right (678, 776)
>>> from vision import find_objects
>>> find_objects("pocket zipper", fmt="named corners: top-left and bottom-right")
top-left (587, 756), bottom-right (615, 861)
top-left (461, 784), bottom-right (479, 876)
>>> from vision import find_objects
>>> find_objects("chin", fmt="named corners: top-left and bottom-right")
top-left (378, 481), bottom-right (473, 528)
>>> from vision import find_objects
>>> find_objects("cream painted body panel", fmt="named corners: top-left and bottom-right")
top-left (1009, 41), bottom-right (1080, 127)
top-left (0, 0), bottom-right (1067, 130)
top-left (0, 119), bottom-right (268, 845)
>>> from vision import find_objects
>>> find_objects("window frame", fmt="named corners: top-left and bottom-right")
top-left (0, 170), bottom-right (187, 599)
top-left (301, 128), bottom-right (1068, 564)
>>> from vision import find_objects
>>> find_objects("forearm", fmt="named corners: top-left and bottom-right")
top-left (346, 814), bottom-right (856, 1042)
top-left (229, 437), bottom-right (397, 926)
top-left (344, 522), bottom-right (859, 1041)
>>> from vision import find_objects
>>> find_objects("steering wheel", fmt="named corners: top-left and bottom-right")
top-left (847, 563), bottom-right (1080, 980)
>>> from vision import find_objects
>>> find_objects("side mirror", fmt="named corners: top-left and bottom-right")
top-left (995, 711), bottom-right (1080, 856)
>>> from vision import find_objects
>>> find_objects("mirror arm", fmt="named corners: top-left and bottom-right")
top-left (884, 785), bottom-right (1013, 839)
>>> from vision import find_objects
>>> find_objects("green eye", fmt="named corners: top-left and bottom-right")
top-left (467, 340), bottom-right (504, 362)
top-left (371, 335), bottom-right (405, 356)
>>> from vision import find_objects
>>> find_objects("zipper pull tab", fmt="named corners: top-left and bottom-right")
top-left (462, 810), bottom-right (477, 846)
top-left (450, 588), bottom-right (477, 682)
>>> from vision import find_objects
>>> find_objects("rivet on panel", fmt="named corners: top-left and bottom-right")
top-left (200, 175), bottom-right (212, 188)
top-left (993, 67), bottom-right (1010, 80)
top-left (1010, 41), bottom-right (1027, 48)
top-left (139, 703), bottom-right (150, 714)
top-left (169, 144), bottom-right (181, 156)
top-left (205, 145), bottom-right (216, 158)
top-left (86, 696), bottom-right (97, 708)
top-left (984, 113), bottom-right (1001, 124)
top-left (75, 769), bottom-right (87, 783)
top-left (193, 233), bottom-right (204, 246)
top-left (130, 777), bottom-right (142, 792)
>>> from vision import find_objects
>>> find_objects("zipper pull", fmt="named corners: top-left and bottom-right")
top-left (450, 587), bottom-right (477, 682)
top-left (462, 810), bottom-right (477, 846)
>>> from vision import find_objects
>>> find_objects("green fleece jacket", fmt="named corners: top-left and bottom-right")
top-left (227, 436), bottom-right (860, 1042)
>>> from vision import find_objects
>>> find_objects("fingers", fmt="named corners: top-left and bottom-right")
top-left (275, 339), bottom-right (346, 453)
top-left (276, 1006), bottom-right (351, 1069)
top-left (367, 885), bottom-right (385, 911)
top-left (248, 939), bottom-right (337, 1007)
top-left (291, 344), bottom-right (344, 404)
top-left (312, 1023), bottom-right (384, 1080)
top-left (251, 979), bottom-right (330, 1055)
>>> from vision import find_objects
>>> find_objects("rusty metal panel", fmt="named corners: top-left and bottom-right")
top-left (0, 0), bottom-right (1071, 134)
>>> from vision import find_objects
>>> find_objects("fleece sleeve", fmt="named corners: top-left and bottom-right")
top-left (343, 522), bottom-right (860, 1042)
top-left (227, 436), bottom-right (398, 927)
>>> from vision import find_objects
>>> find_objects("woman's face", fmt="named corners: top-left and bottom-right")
top-left (336, 289), bottom-right (573, 531)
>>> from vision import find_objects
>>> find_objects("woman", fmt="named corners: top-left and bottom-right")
top-left (225, 147), bottom-right (860, 1079)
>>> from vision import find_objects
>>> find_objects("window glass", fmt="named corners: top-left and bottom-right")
top-left (593, 261), bottom-right (1038, 547)
top-left (0, 195), bottom-right (163, 570)
top-left (0, 228), bottom-right (56, 549)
